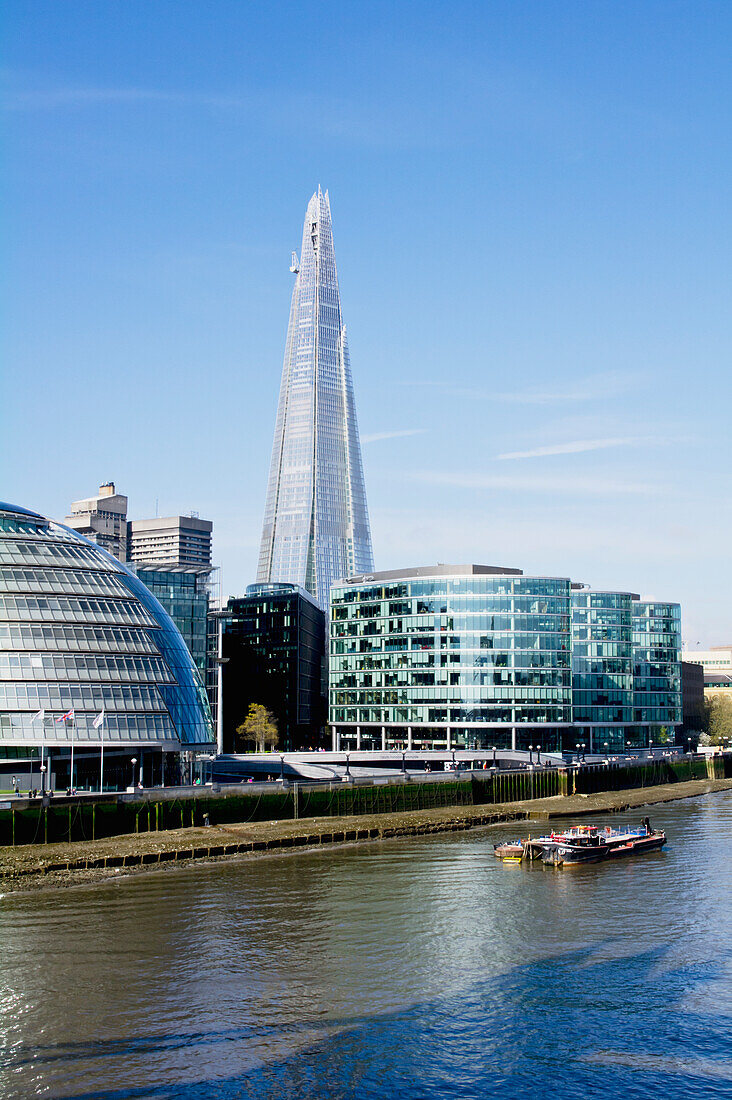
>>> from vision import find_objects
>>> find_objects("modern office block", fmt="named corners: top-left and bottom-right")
top-left (681, 645), bottom-right (732, 701)
top-left (571, 590), bottom-right (636, 752)
top-left (222, 583), bottom-right (326, 751)
top-left (65, 482), bottom-right (128, 560)
top-left (127, 515), bottom-right (212, 568)
top-left (330, 565), bottom-right (684, 752)
top-left (681, 660), bottom-right (706, 736)
top-left (0, 501), bottom-right (215, 787)
top-left (257, 188), bottom-right (373, 609)
top-left (329, 565), bottom-right (573, 752)
top-left (632, 601), bottom-right (683, 737)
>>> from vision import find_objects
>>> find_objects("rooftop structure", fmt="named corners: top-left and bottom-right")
top-left (65, 482), bottom-right (128, 560)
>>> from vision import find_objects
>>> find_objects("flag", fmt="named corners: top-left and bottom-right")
top-left (55, 709), bottom-right (74, 723)
top-left (32, 708), bottom-right (45, 722)
top-left (92, 709), bottom-right (105, 729)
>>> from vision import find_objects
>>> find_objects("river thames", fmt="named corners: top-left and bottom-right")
top-left (1, 792), bottom-right (731, 1099)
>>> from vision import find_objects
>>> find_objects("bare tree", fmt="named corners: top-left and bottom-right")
top-left (236, 704), bottom-right (279, 753)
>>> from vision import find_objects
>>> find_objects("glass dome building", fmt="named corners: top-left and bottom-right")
top-left (0, 502), bottom-right (214, 786)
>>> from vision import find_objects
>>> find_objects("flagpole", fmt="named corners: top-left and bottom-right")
top-left (70, 714), bottom-right (75, 794)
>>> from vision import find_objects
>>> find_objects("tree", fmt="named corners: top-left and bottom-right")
top-left (236, 704), bottom-right (279, 753)
top-left (700, 695), bottom-right (732, 746)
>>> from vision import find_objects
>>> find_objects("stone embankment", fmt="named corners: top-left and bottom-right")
top-left (1, 776), bottom-right (730, 895)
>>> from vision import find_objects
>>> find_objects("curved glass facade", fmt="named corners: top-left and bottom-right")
top-left (330, 570), bottom-right (573, 751)
top-left (0, 503), bottom-right (215, 749)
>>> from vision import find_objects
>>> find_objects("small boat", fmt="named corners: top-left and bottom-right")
top-left (493, 842), bottom-right (524, 860)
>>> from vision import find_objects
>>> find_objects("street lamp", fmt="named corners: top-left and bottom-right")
top-left (528, 744), bottom-right (533, 765)
top-left (40, 764), bottom-right (47, 796)
top-left (130, 757), bottom-right (138, 790)
top-left (581, 742), bottom-right (586, 762)
top-left (492, 745), bottom-right (497, 767)
top-left (626, 741), bottom-right (632, 759)
top-left (344, 752), bottom-right (351, 780)
top-left (687, 737), bottom-right (692, 755)
top-left (575, 742), bottom-right (580, 763)
top-left (536, 744), bottom-right (541, 766)
top-left (401, 750), bottom-right (406, 775)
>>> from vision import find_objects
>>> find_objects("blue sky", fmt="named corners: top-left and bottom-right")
top-left (3, 0), bottom-right (730, 645)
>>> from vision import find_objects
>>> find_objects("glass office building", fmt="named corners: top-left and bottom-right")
top-left (0, 502), bottom-right (215, 777)
top-left (330, 566), bottom-right (574, 752)
top-left (257, 188), bottom-right (373, 609)
top-left (330, 566), bottom-right (683, 752)
top-left (632, 601), bottom-right (682, 738)
top-left (222, 583), bottom-right (326, 751)
top-left (571, 590), bottom-right (635, 753)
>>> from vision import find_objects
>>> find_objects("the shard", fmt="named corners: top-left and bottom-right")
top-left (257, 188), bottom-right (374, 609)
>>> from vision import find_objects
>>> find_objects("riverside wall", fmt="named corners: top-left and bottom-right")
top-left (0, 754), bottom-right (728, 848)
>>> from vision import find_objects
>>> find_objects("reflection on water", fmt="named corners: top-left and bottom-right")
top-left (1, 794), bottom-right (731, 1099)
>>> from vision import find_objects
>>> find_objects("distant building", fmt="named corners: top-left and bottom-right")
top-left (681, 661), bottom-right (706, 738)
top-left (127, 515), bottom-right (212, 568)
top-left (65, 482), bottom-right (128, 560)
top-left (222, 583), bottom-right (326, 752)
top-left (329, 565), bottom-right (682, 753)
top-left (681, 645), bottom-right (732, 702)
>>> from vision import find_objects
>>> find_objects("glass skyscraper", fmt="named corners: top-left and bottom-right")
top-left (257, 188), bottom-right (373, 610)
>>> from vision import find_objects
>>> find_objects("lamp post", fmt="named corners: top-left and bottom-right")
top-left (40, 763), bottom-right (47, 797)
top-left (492, 745), bottom-right (497, 767)
top-left (401, 750), bottom-right (406, 775)
top-left (279, 753), bottom-right (285, 781)
top-left (536, 744), bottom-right (541, 767)
top-left (451, 749), bottom-right (456, 771)
top-left (575, 742), bottom-right (580, 763)
top-left (344, 752), bottom-right (351, 780)
top-left (581, 742), bottom-right (586, 762)
top-left (604, 742), bottom-right (609, 761)
top-left (130, 757), bottom-right (138, 790)
top-left (528, 744), bottom-right (533, 765)
top-left (687, 737), bottom-right (692, 755)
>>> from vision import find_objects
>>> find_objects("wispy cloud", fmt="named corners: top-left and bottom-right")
top-left (361, 429), bottom-right (427, 444)
top-left (400, 371), bottom-right (639, 405)
top-left (497, 436), bottom-right (641, 460)
top-left (410, 471), bottom-right (658, 496)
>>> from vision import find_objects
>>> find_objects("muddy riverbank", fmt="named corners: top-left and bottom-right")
top-left (1, 776), bottom-right (730, 894)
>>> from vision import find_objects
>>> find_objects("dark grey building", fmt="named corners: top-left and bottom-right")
top-left (222, 583), bottom-right (326, 751)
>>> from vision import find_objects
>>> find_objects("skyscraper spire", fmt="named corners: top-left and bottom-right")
top-left (257, 189), bottom-right (374, 608)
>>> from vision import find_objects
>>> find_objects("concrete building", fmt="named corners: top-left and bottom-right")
top-left (329, 564), bottom-right (682, 753)
top-left (681, 645), bottom-right (732, 701)
top-left (127, 515), bottom-right (212, 568)
top-left (65, 483), bottom-right (128, 560)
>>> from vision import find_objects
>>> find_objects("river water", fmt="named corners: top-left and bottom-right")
top-left (1, 793), bottom-right (731, 1099)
